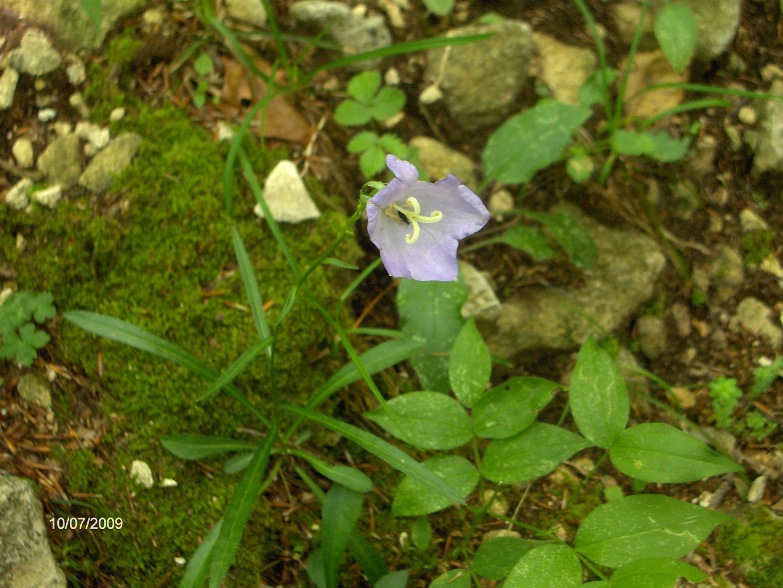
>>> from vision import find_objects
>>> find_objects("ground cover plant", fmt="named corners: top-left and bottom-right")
top-left (2, 0), bottom-right (783, 586)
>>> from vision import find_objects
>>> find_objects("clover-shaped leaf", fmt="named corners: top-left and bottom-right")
top-left (335, 71), bottom-right (406, 127)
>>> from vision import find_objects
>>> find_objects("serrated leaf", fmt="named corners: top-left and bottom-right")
top-left (483, 100), bottom-right (591, 184)
top-left (370, 87), bottom-right (406, 121)
top-left (347, 131), bottom-right (379, 153)
top-left (505, 545), bottom-right (582, 588)
top-left (365, 391), bottom-right (472, 450)
top-left (498, 226), bottom-right (555, 262)
top-left (472, 377), bottom-right (558, 439)
top-left (449, 319), bottom-right (491, 408)
top-left (397, 279), bottom-right (467, 392)
top-left (481, 423), bottom-right (591, 484)
top-left (334, 100), bottom-right (372, 126)
top-left (574, 494), bottom-right (732, 568)
top-left (609, 557), bottom-right (707, 588)
top-left (528, 210), bottom-right (597, 269)
top-left (19, 323), bottom-right (50, 349)
top-left (569, 337), bottom-right (628, 449)
top-left (654, 3), bottom-right (697, 74)
top-left (609, 423), bottom-right (742, 483)
top-left (392, 455), bottom-right (479, 516)
top-left (473, 536), bottom-right (536, 580)
top-left (347, 70), bottom-right (381, 103)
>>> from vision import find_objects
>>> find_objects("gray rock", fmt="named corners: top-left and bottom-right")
top-left (532, 32), bottom-right (596, 106)
top-left (226, 0), bottom-right (267, 27)
top-left (37, 133), bottom-right (82, 188)
top-left (459, 261), bottom-right (501, 322)
top-left (17, 373), bottom-right (52, 408)
top-left (752, 79), bottom-right (783, 175)
top-left (4, 0), bottom-right (145, 50)
top-left (709, 244), bottom-right (744, 302)
top-left (79, 133), bottom-right (142, 193)
top-left (730, 297), bottom-right (782, 347)
top-left (426, 20), bottom-right (533, 131)
top-left (12, 138), bottom-right (35, 169)
top-left (636, 315), bottom-right (667, 359)
top-left (32, 185), bottom-right (63, 209)
top-left (253, 160), bottom-right (320, 223)
top-left (409, 136), bottom-right (479, 192)
top-left (7, 29), bottom-right (62, 76)
top-left (0, 68), bottom-right (20, 109)
top-left (290, 1), bottom-right (391, 70)
top-left (4, 178), bottom-right (32, 210)
top-left (0, 476), bottom-right (66, 588)
top-left (486, 206), bottom-right (666, 358)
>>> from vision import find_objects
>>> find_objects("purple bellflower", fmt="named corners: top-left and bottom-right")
top-left (366, 155), bottom-right (490, 281)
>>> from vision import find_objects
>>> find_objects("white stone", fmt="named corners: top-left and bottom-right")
top-left (32, 185), bottom-right (63, 208)
top-left (747, 475), bottom-right (767, 503)
top-left (160, 478), bottom-right (178, 488)
top-left (65, 55), bottom-right (86, 85)
top-left (4, 178), bottom-right (32, 209)
top-left (254, 160), bottom-right (320, 223)
top-left (130, 460), bottom-right (155, 489)
top-left (12, 138), bottom-right (34, 168)
top-left (75, 121), bottom-right (111, 150)
top-left (0, 67), bottom-right (19, 109)
top-left (38, 108), bottom-right (57, 122)
top-left (110, 107), bottom-right (126, 122)
top-left (226, 0), bottom-right (267, 27)
top-left (8, 29), bottom-right (62, 75)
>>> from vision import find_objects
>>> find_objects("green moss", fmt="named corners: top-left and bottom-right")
top-left (716, 506), bottom-right (783, 588)
top-left (741, 229), bottom-right (773, 266)
top-left (3, 102), bottom-right (360, 585)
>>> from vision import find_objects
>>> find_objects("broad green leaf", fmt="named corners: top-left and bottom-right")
top-left (481, 422), bottom-right (591, 484)
top-left (569, 337), bottom-right (628, 449)
top-left (654, 3), bottom-right (697, 74)
top-left (411, 516), bottom-right (432, 549)
top-left (392, 455), bottom-right (479, 516)
top-left (347, 131), bottom-right (379, 153)
top-left (375, 570), bottom-right (409, 588)
top-left (429, 569), bottom-right (470, 588)
top-left (609, 557), bottom-right (706, 588)
top-left (505, 545), bottom-right (582, 588)
top-left (322, 485), bottom-right (363, 588)
top-left (309, 338), bottom-right (423, 409)
top-left (449, 319), bottom-right (491, 408)
top-left (370, 87), bottom-right (406, 121)
top-left (528, 210), bottom-right (596, 269)
top-left (579, 68), bottom-right (618, 108)
top-left (284, 405), bottom-right (465, 506)
top-left (294, 451), bottom-right (374, 493)
top-left (424, 0), bottom-right (455, 16)
top-left (646, 132), bottom-right (690, 162)
top-left (161, 434), bottom-right (257, 460)
top-left (483, 100), bottom-right (592, 184)
top-left (473, 536), bottom-right (536, 580)
top-left (611, 130), bottom-right (656, 155)
top-left (574, 494), bottom-right (732, 568)
top-left (609, 423), bottom-right (742, 483)
top-left (209, 427), bottom-right (276, 587)
top-left (334, 100), bottom-right (372, 126)
top-left (365, 391), bottom-right (472, 450)
top-left (349, 535), bottom-right (388, 584)
top-left (497, 226), bottom-right (555, 262)
top-left (397, 278), bottom-right (467, 392)
top-left (472, 377), bottom-right (558, 439)
top-left (347, 70), bottom-right (381, 103)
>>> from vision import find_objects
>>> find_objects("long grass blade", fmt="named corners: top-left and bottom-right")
top-left (232, 227), bottom-right (272, 350)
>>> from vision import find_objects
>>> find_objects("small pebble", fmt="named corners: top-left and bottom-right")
top-left (110, 107), bottom-right (126, 122)
top-left (738, 105), bottom-right (757, 125)
top-left (38, 108), bottom-right (57, 122)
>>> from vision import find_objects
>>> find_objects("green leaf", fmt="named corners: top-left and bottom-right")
top-left (579, 68), bottom-right (618, 108)
top-left (483, 99), bottom-right (592, 184)
top-left (370, 87), bottom-right (406, 121)
top-left (360, 144), bottom-right (387, 178)
top-left (347, 131), bottom-right (379, 153)
top-left (19, 323), bottom-right (50, 349)
top-left (480, 422), bottom-right (591, 484)
top-left (473, 536), bottom-right (536, 580)
top-left (322, 485), bottom-right (363, 588)
top-left (321, 257), bottom-right (358, 270)
top-left (334, 100), bottom-right (372, 126)
top-left (179, 518), bottom-right (223, 588)
top-left (424, 0), bottom-right (455, 16)
top-left (505, 545), bottom-right (582, 588)
top-left (30, 292), bottom-right (56, 322)
top-left (566, 152), bottom-right (595, 183)
top-left (365, 391), bottom-right (472, 450)
top-left (375, 570), bottom-right (409, 588)
top-left (472, 377), bottom-right (558, 439)
top-left (497, 226), bottom-right (555, 261)
top-left (392, 455), bottom-right (479, 516)
top-left (378, 133), bottom-right (409, 157)
top-left (197, 337), bottom-right (272, 401)
top-left (161, 434), bottom-right (257, 460)
top-left (284, 405), bottom-right (465, 507)
top-left (349, 534), bottom-right (389, 584)
top-left (569, 337), bottom-right (629, 449)
top-left (574, 494), bottom-right (732, 568)
top-left (397, 278), bottom-right (467, 392)
top-left (528, 210), bottom-right (597, 269)
top-left (609, 423), bottom-right (742, 483)
top-left (347, 70), bottom-right (381, 103)
top-left (79, 0), bottom-right (102, 31)
top-left (209, 427), bottom-right (276, 587)
top-left (429, 569), bottom-right (470, 588)
top-left (309, 338), bottom-right (423, 409)
top-left (611, 130), bottom-right (690, 162)
top-left (654, 3), bottom-right (697, 74)
top-left (295, 452), bottom-right (374, 493)
top-left (411, 516), bottom-right (432, 549)
top-left (449, 319), bottom-right (491, 408)
top-left (646, 132), bottom-right (690, 162)
top-left (231, 228), bottom-right (271, 350)
top-left (609, 557), bottom-right (706, 588)
top-left (193, 52), bottom-right (213, 76)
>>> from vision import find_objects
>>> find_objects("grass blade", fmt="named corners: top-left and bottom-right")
top-left (232, 227), bottom-right (272, 352)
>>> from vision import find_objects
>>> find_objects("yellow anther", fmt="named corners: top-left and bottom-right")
top-left (385, 197), bottom-right (443, 244)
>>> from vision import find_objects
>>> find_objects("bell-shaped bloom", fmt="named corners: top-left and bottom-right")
top-left (366, 155), bottom-right (489, 281)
